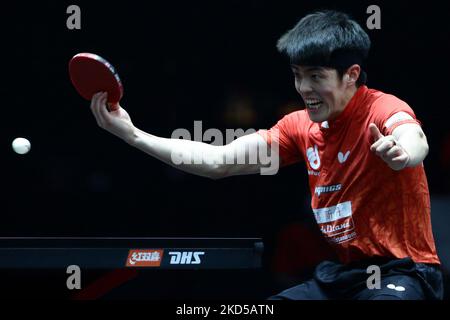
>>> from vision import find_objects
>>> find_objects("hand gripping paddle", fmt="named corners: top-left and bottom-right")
top-left (69, 53), bottom-right (123, 111)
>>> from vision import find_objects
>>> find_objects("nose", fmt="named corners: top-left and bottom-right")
top-left (296, 78), bottom-right (313, 95)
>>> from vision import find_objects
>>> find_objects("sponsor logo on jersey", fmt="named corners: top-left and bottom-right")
top-left (306, 145), bottom-right (321, 170)
top-left (338, 150), bottom-right (350, 163)
top-left (308, 170), bottom-right (320, 176)
top-left (313, 201), bottom-right (357, 244)
top-left (314, 184), bottom-right (342, 197)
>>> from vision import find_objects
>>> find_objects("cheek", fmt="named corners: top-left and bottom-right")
top-left (294, 80), bottom-right (301, 93)
top-left (315, 88), bottom-right (334, 104)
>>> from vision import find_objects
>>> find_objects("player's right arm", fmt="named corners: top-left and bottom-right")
top-left (89, 92), bottom-right (275, 179)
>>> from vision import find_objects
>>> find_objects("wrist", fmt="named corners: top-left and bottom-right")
top-left (125, 126), bottom-right (139, 147)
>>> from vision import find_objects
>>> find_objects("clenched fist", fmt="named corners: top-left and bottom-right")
top-left (369, 123), bottom-right (410, 171)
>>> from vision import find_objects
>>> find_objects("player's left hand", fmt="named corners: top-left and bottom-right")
top-left (369, 123), bottom-right (410, 171)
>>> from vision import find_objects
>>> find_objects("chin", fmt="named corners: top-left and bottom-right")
top-left (307, 112), bottom-right (328, 123)
top-left (306, 105), bottom-right (329, 123)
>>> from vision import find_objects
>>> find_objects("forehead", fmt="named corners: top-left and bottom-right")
top-left (291, 65), bottom-right (330, 73)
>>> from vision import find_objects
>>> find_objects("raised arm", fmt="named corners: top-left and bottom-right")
top-left (90, 92), bottom-right (276, 179)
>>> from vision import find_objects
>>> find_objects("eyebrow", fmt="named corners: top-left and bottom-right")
top-left (305, 67), bottom-right (324, 72)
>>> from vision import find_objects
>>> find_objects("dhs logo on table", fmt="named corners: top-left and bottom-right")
top-left (169, 251), bottom-right (205, 265)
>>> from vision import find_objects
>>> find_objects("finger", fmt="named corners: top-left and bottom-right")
top-left (108, 102), bottom-right (120, 112)
top-left (90, 92), bottom-right (101, 112)
top-left (98, 93), bottom-right (112, 119)
top-left (370, 138), bottom-right (385, 152)
top-left (90, 92), bottom-right (103, 123)
top-left (392, 153), bottom-right (409, 163)
top-left (369, 123), bottom-right (383, 142)
top-left (375, 140), bottom-right (395, 155)
top-left (371, 137), bottom-right (388, 152)
top-left (385, 146), bottom-right (403, 158)
top-left (95, 92), bottom-right (110, 125)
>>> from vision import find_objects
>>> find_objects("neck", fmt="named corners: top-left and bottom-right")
top-left (341, 86), bottom-right (358, 110)
top-left (327, 85), bottom-right (359, 122)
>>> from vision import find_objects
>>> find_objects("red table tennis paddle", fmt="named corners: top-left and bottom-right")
top-left (69, 53), bottom-right (123, 111)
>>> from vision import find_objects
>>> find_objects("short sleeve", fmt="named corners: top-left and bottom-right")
top-left (371, 94), bottom-right (421, 136)
top-left (257, 111), bottom-right (303, 167)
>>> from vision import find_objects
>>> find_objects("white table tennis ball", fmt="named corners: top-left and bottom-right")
top-left (12, 137), bottom-right (31, 154)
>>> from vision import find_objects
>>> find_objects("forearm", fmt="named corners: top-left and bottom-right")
top-left (129, 128), bottom-right (226, 179)
top-left (128, 129), bottom-right (273, 179)
top-left (89, 96), bottom-right (272, 178)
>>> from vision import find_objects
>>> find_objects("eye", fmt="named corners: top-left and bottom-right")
top-left (311, 74), bottom-right (320, 80)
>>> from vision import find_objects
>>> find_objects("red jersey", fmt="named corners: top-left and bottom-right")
top-left (259, 85), bottom-right (440, 265)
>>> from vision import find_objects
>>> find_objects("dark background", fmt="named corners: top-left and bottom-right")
top-left (2, 0), bottom-right (450, 299)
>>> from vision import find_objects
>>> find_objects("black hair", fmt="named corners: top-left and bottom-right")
top-left (277, 10), bottom-right (370, 86)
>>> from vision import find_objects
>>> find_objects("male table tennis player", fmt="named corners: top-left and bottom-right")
top-left (89, 11), bottom-right (443, 299)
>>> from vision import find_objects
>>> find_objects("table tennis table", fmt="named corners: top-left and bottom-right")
top-left (0, 237), bottom-right (264, 269)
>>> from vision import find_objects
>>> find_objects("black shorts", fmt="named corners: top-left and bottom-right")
top-left (268, 257), bottom-right (444, 300)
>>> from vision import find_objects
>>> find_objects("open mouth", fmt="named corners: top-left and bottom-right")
top-left (305, 99), bottom-right (323, 111)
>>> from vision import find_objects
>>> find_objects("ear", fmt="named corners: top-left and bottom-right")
top-left (345, 64), bottom-right (361, 87)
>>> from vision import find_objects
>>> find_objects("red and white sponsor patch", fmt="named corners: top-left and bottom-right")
top-left (313, 201), bottom-right (357, 244)
top-left (126, 249), bottom-right (164, 267)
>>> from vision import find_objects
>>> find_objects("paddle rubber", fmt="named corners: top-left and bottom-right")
top-left (69, 53), bottom-right (123, 110)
